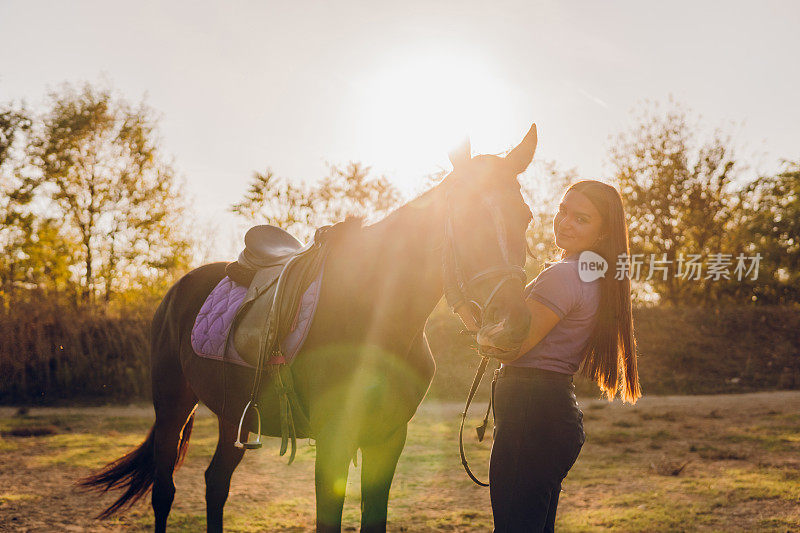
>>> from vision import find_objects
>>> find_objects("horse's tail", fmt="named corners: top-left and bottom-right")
top-left (77, 413), bottom-right (195, 519)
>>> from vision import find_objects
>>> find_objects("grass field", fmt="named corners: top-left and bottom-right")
top-left (1, 392), bottom-right (798, 532)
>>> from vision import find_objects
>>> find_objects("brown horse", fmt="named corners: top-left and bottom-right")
top-left (80, 125), bottom-right (539, 532)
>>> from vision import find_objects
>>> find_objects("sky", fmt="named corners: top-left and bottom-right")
top-left (1, 0), bottom-right (799, 255)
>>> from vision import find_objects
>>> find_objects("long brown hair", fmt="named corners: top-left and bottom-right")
top-left (558, 180), bottom-right (641, 403)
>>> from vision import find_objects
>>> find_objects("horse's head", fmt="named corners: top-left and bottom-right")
top-left (439, 124), bottom-right (537, 361)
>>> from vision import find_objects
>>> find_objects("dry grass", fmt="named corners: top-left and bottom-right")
top-left (0, 392), bottom-right (798, 532)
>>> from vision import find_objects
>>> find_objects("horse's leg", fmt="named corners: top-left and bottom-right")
top-left (150, 318), bottom-right (198, 533)
top-left (151, 387), bottom-right (198, 533)
top-left (204, 416), bottom-right (245, 533)
top-left (359, 425), bottom-right (407, 533)
top-left (315, 429), bottom-right (358, 532)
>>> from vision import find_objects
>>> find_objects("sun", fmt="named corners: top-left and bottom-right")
top-left (354, 49), bottom-right (518, 187)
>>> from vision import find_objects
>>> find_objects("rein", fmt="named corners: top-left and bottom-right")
top-left (440, 194), bottom-right (526, 487)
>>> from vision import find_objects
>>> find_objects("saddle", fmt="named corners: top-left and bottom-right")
top-left (222, 224), bottom-right (333, 458)
top-left (226, 225), bottom-right (306, 286)
top-left (226, 225), bottom-right (325, 367)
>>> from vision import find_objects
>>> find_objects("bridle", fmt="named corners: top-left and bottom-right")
top-left (442, 193), bottom-right (526, 337)
top-left (440, 191), bottom-right (529, 488)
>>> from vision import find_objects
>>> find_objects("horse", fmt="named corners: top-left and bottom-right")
top-left (79, 124), bottom-right (539, 532)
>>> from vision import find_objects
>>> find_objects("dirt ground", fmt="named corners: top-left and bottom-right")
top-left (1, 391), bottom-right (799, 532)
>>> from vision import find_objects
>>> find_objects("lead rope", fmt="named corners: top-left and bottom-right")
top-left (458, 356), bottom-right (500, 486)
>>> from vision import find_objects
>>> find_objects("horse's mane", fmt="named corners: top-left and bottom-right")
top-left (326, 216), bottom-right (365, 242)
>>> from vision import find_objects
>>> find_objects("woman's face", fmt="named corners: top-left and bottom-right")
top-left (553, 189), bottom-right (604, 256)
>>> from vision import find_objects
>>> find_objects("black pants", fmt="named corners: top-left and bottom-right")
top-left (489, 366), bottom-right (585, 532)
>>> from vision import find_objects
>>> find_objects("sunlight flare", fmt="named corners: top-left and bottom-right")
top-left (354, 49), bottom-right (518, 183)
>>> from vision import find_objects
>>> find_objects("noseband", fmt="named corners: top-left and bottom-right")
top-left (442, 194), bottom-right (526, 334)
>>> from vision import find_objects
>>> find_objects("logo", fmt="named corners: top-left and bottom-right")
top-left (578, 250), bottom-right (607, 282)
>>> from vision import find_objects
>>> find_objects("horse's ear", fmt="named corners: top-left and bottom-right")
top-left (448, 137), bottom-right (471, 169)
top-left (505, 123), bottom-right (538, 175)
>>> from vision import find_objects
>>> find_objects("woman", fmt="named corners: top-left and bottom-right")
top-left (489, 179), bottom-right (641, 532)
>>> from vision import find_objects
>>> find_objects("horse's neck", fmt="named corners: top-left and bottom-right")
top-left (332, 187), bottom-right (446, 337)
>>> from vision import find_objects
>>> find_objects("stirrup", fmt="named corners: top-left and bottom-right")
top-left (234, 401), bottom-right (263, 449)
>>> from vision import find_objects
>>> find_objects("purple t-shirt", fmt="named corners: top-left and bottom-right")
top-left (508, 257), bottom-right (601, 375)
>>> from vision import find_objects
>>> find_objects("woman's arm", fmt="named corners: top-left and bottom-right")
top-left (504, 298), bottom-right (562, 363)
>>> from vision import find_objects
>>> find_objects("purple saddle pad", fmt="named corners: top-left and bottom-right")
top-left (191, 271), bottom-right (323, 368)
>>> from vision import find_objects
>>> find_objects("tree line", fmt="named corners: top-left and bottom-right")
top-left (1, 82), bottom-right (190, 308)
top-left (1, 82), bottom-right (798, 309)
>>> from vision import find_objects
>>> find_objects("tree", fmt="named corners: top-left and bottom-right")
top-left (728, 162), bottom-right (800, 304)
top-left (1, 105), bottom-right (34, 300)
top-left (610, 99), bottom-right (740, 305)
top-left (31, 82), bottom-right (190, 302)
top-left (314, 162), bottom-right (401, 227)
top-left (230, 169), bottom-right (316, 240)
top-left (1, 104), bottom-right (31, 304)
top-left (231, 162), bottom-right (402, 242)
top-left (1, 104), bottom-right (78, 306)
top-left (0, 106), bottom-right (31, 168)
